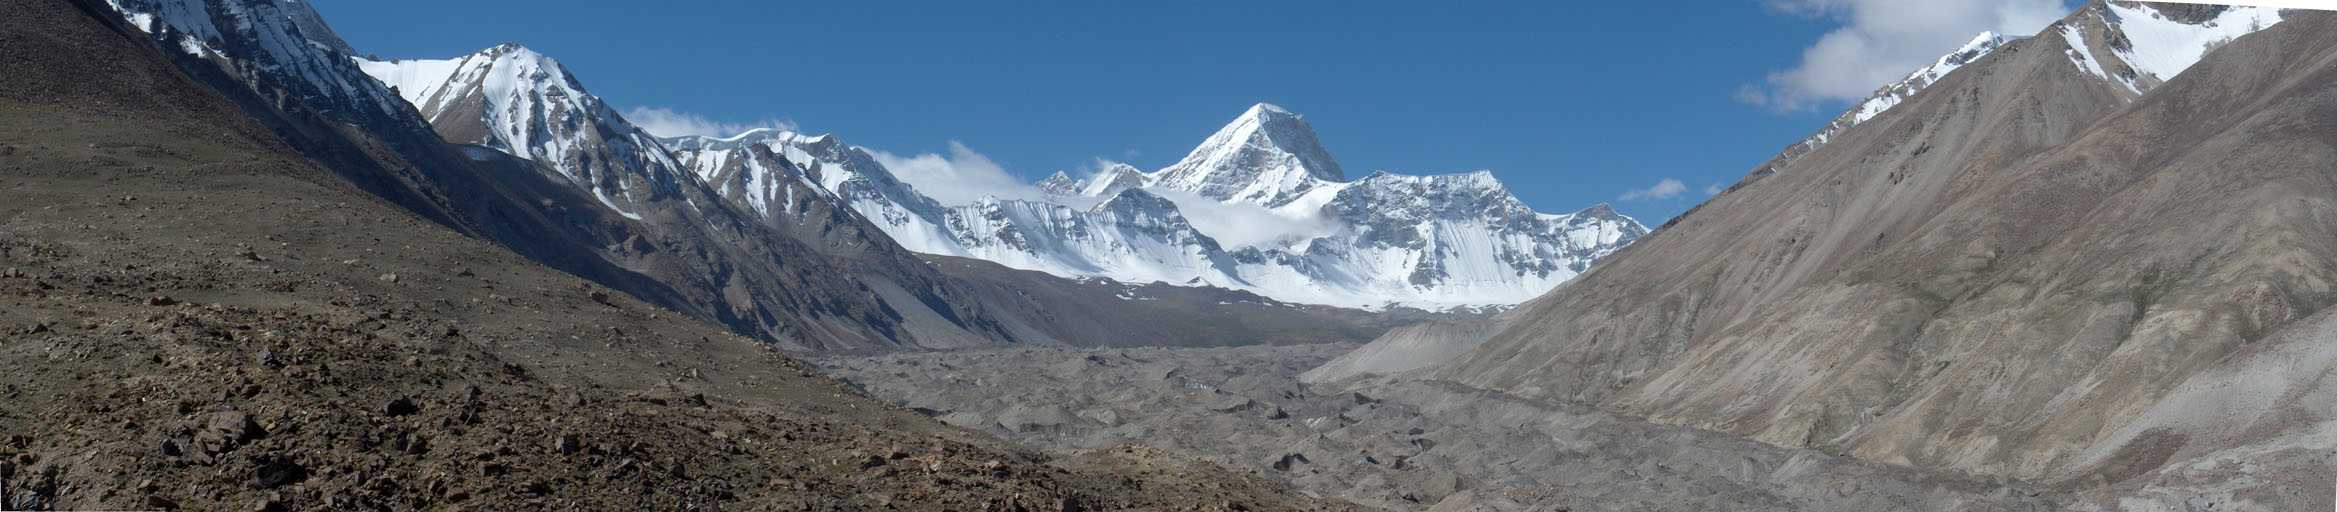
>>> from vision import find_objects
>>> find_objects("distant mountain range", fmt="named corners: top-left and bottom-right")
top-left (662, 103), bottom-right (1647, 310)
top-left (322, 13), bottom-right (1654, 312)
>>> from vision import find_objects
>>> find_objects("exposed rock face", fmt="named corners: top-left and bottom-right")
top-left (1433, 5), bottom-right (2336, 509)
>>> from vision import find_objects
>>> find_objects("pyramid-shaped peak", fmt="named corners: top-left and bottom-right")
top-left (1246, 102), bottom-right (1294, 116)
top-left (1148, 103), bottom-right (1346, 205)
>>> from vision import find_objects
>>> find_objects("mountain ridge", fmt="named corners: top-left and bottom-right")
top-left (1406, 4), bottom-right (2333, 509)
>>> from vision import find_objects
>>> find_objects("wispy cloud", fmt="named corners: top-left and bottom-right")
top-left (1738, 0), bottom-right (2066, 110)
top-left (1145, 187), bottom-right (1337, 250)
top-left (623, 106), bottom-right (797, 138)
top-left (1620, 178), bottom-right (1689, 201)
top-left (869, 141), bottom-right (1050, 206)
top-left (1705, 182), bottom-right (1727, 196)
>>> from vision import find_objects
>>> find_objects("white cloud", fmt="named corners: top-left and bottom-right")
top-left (870, 141), bottom-right (1051, 206)
top-left (1705, 182), bottom-right (1727, 196)
top-left (1144, 187), bottom-right (1337, 250)
top-left (1742, 0), bottom-right (2067, 110)
top-left (1620, 178), bottom-right (1689, 201)
top-left (623, 106), bottom-right (797, 138)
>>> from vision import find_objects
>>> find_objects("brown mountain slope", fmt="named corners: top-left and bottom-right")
top-left (1439, 4), bottom-right (2337, 507)
top-left (0, 0), bottom-right (1345, 508)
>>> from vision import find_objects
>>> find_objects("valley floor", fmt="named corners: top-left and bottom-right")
top-left (818, 345), bottom-right (2065, 511)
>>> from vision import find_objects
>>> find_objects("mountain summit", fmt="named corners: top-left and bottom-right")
top-left (1151, 103), bottom-right (1347, 207)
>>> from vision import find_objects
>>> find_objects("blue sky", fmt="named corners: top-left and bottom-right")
top-left (315, 0), bottom-right (2069, 223)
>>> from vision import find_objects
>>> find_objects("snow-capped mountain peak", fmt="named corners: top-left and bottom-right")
top-left (1078, 163), bottom-right (1150, 198)
top-left (1151, 102), bottom-right (1346, 207)
top-left (357, 44), bottom-right (686, 217)
top-left (1035, 171), bottom-right (1081, 196)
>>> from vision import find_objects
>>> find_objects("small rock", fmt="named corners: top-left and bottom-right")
top-left (1270, 453), bottom-right (1310, 472)
top-left (377, 273), bottom-right (398, 283)
top-left (252, 457), bottom-right (307, 488)
top-left (1207, 396), bottom-right (1256, 413)
top-left (159, 438), bottom-right (183, 457)
top-left (1265, 407), bottom-right (1289, 420)
top-left (554, 433), bottom-right (581, 455)
top-left (383, 397), bottom-right (419, 417)
top-left (200, 410), bottom-right (261, 453)
top-left (145, 296), bottom-right (177, 307)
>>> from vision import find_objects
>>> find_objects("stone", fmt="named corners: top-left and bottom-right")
top-left (383, 397), bottom-right (419, 417)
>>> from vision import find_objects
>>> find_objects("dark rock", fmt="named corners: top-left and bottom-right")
top-left (145, 295), bottom-right (176, 306)
top-left (200, 410), bottom-right (261, 453)
top-left (252, 457), bottom-right (307, 488)
top-left (554, 433), bottom-right (580, 455)
top-left (159, 438), bottom-right (182, 457)
top-left (383, 397), bottom-right (419, 417)
top-left (1270, 453), bottom-right (1310, 472)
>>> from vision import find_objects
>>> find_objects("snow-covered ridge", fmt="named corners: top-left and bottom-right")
top-left (2057, 2), bottom-right (2286, 94)
top-left (1748, 2), bottom-right (2286, 183)
top-left (355, 44), bottom-right (688, 215)
top-left (667, 130), bottom-right (972, 256)
top-left (105, 0), bottom-right (413, 125)
top-left (1752, 31), bottom-right (2020, 178)
top-left (1851, 32), bottom-right (2014, 125)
